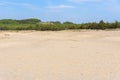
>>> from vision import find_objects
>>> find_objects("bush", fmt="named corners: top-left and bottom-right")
top-left (0, 19), bottom-right (120, 31)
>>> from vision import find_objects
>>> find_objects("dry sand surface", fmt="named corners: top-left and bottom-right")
top-left (0, 30), bottom-right (120, 80)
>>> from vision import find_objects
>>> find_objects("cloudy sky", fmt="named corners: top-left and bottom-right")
top-left (0, 0), bottom-right (120, 23)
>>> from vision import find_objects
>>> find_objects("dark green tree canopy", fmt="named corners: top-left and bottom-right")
top-left (0, 18), bottom-right (41, 24)
top-left (63, 21), bottom-right (74, 24)
top-left (50, 21), bottom-right (61, 24)
top-left (17, 18), bottom-right (41, 24)
top-left (0, 19), bottom-right (18, 24)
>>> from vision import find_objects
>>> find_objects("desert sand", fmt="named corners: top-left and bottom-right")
top-left (0, 30), bottom-right (120, 80)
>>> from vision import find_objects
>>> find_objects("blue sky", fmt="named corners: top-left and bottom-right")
top-left (0, 0), bottom-right (120, 23)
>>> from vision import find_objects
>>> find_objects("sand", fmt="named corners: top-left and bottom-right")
top-left (0, 30), bottom-right (120, 80)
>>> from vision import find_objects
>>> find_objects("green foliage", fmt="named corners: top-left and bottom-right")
top-left (17, 18), bottom-right (41, 24)
top-left (0, 19), bottom-right (120, 31)
top-left (50, 21), bottom-right (61, 24)
top-left (63, 21), bottom-right (74, 24)
top-left (0, 19), bottom-right (18, 24)
top-left (98, 20), bottom-right (106, 29)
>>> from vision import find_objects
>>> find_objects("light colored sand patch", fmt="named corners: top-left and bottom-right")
top-left (0, 30), bottom-right (120, 80)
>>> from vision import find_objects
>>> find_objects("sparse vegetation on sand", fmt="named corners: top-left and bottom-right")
top-left (0, 19), bottom-right (120, 31)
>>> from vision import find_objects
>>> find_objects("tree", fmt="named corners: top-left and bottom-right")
top-left (63, 21), bottom-right (74, 24)
top-left (50, 21), bottom-right (61, 24)
top-left (114, 21), bottom-right (119, 28)
top-left (0, 19), bottom-right (18, 24)
top-left (88, 22), bottom-right (98, 29)
top-left (17, 18), bottom-right (41, 24)
top-left (98, 20), bottom-right (106, 29)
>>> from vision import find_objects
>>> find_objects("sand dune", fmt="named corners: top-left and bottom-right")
top-left (0, 30), bottom-right (120, 80)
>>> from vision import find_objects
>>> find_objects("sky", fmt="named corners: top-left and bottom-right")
top-left (0, 0), bottom-right (120, 23)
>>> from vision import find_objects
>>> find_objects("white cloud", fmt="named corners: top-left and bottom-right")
top-left (47, 5), bottom-right (75, 9)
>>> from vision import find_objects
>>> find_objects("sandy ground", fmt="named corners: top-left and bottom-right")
top-left (0, 30), bottom-right (120, 80)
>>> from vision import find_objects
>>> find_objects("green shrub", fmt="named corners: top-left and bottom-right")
top-left (0, 19), bottom-right (120, 31)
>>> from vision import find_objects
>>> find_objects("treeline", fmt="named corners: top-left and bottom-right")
top-left (0, 18), bottom-right (120, 31)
